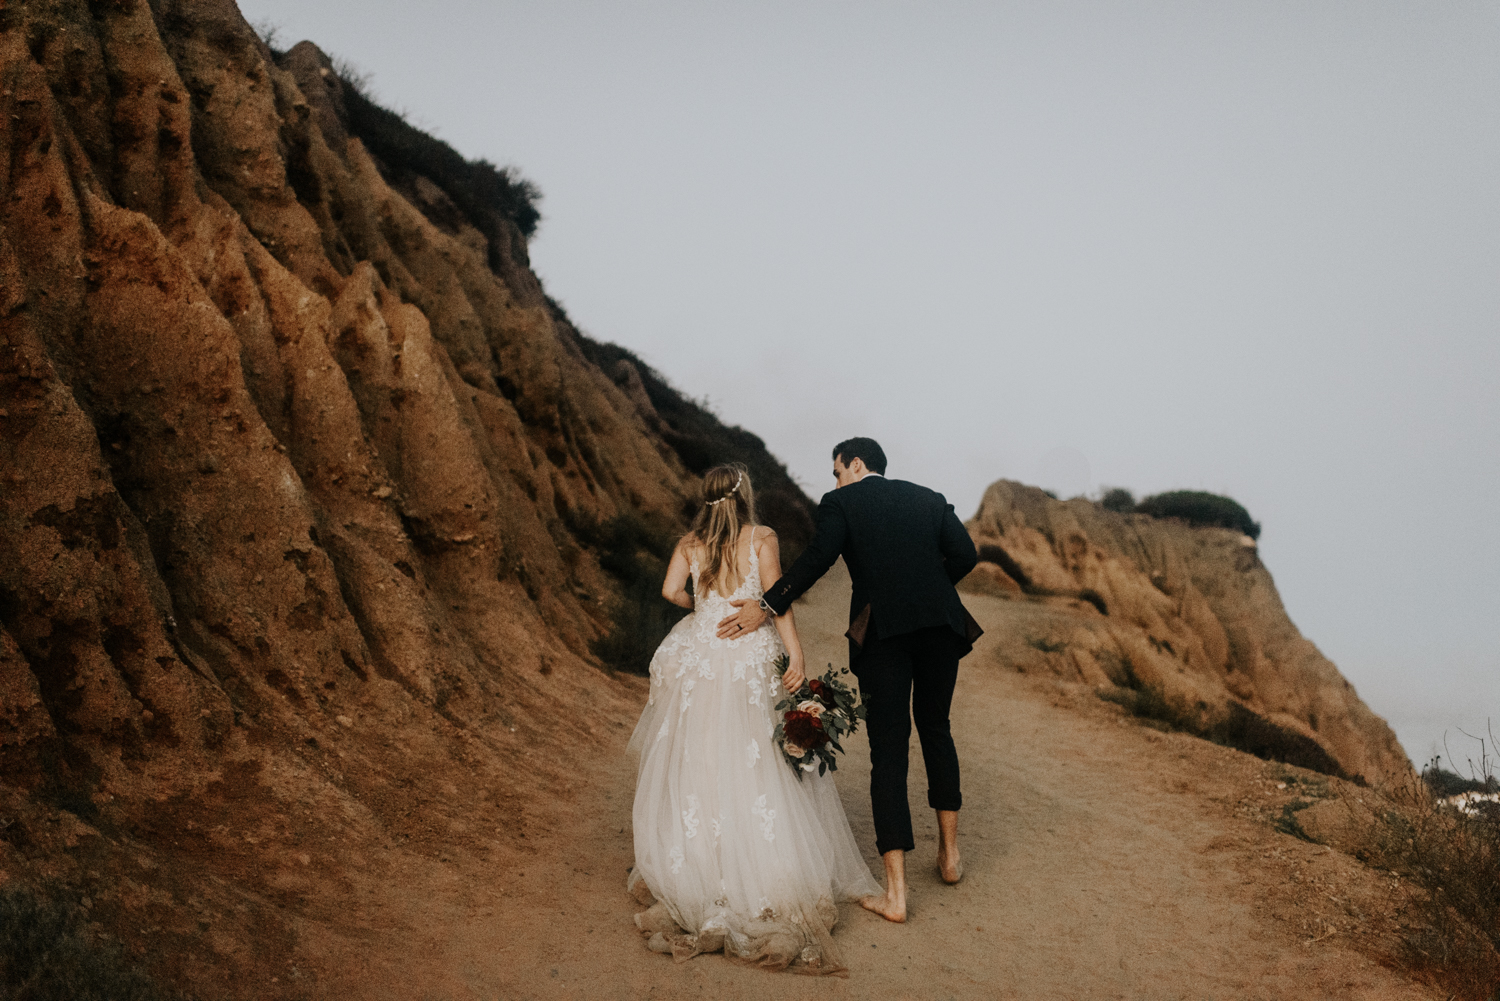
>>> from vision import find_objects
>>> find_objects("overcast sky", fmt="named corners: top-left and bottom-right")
top-left (238, 0), bottom-right (1499, 770)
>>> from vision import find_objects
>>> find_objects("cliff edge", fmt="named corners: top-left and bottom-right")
top-left (964, 480), bottom-right (1409, 787)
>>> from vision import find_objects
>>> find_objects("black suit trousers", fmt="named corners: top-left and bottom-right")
top-left (853, 625), bottom-right (964, 856)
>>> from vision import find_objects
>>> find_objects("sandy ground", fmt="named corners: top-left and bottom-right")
top-left (299, 561), bottom-right (1437, 1001)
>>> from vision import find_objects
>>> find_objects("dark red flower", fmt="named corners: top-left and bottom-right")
top-left (784, 710), bottom-right (829, 749)
top-left (807, 678), bottom-right (836, 709)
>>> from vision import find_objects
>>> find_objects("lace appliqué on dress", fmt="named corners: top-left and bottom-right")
top-left (752, 794), bottom-right (776, 843)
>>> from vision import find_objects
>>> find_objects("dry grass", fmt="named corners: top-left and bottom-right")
top-left (1345, 741), bottom-right (1500, 1000)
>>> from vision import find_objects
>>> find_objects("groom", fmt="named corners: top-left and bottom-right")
top-left (716, 437), bottom-right (979, 922)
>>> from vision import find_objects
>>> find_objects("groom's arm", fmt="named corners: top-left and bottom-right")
top-left (762, 492), bottom-right (848, 616)
top-left (938, 497), bottom-right (978, 584)
top-left (715, 491), bottom-right (847, 638)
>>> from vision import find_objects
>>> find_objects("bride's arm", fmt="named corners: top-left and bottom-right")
top-left (758, 529), bottom-right (806, 691)
top-left (775, 609), bottom-right (806, 692)
top-left (661, 538), bottom-right (694, 610)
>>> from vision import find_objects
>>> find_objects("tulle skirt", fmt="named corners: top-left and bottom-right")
top-left (627, 607), bottom-right (881, 975)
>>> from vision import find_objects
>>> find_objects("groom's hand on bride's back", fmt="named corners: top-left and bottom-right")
top-left (716, 599), bottom-right (767, 639)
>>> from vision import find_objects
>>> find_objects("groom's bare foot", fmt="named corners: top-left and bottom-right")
top-left (937, 845), bottom-right (964, 885)
top-left (863, 848), bottom-right (907, 922)
top-left (936, 809), bottom-right (963, 884)
top-left (859, 890), bottom-right (906, 923)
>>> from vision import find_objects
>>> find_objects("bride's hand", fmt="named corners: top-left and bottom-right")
top-left (782, 658), bottom-right (805, 693)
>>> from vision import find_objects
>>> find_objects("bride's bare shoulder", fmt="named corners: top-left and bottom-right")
top-left (751, 525), bottom-right (779, 548)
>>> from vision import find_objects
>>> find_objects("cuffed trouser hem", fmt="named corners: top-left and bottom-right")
top-left (927, 793), bottom-right (962, 811)
top-left (871, 784), bottom-right (914, 857)
top-left (875, 837), bottom-right (917, 856)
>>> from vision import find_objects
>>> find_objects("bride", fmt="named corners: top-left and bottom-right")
top-left (627, 463), bottom-right (881, 974)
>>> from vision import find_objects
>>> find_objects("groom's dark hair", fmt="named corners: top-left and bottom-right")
top-left (833, 437), bottom-right (887, 475)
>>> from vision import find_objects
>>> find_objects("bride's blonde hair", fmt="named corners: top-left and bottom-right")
top-left (689, 463), bottom-right (757, 595)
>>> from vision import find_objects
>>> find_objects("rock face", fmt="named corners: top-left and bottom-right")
top-left (0, 2), bottom-right (808, 994)
top-left (965, 480), bottom-right (1409, 787)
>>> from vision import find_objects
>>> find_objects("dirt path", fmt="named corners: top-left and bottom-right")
top-left (317, 561), bottom-right (1436, 1000)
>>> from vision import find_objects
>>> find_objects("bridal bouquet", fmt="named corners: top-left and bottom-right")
top-left (771, 656), bottom-right (867, 780)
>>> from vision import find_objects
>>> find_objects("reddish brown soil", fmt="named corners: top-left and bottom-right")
top-left (287, 562), bottom-right (1434, 1000)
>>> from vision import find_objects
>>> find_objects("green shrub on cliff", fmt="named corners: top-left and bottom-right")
top-left (1423, 757), bottom-right (1500, 797)
top-left (1098, 487), bottom-right (1136, 512)
top-left (564, 324), bottom-right (816, 557)
top-left (335, 68), bottom-right (542, 243)
top-left (1134, 490), bottom-right (1261, 540)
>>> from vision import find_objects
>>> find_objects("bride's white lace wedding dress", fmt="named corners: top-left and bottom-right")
top-left (627, 530), bottom-right (880, 974)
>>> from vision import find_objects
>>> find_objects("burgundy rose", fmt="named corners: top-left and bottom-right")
top-left (784, 710), bottom-right (829, 750)
top-left (807, 678), bottom-right (837, 709)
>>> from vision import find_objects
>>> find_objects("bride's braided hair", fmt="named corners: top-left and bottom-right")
top-left (689, 463), bottom-right (757, 595)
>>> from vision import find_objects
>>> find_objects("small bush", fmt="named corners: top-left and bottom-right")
top-left (587, 512), bottom-right (688, 676)
top-left (1423, 757), bottom-right (1499, 797)
top-left (1356, 779), bottom-right (1500, 999)
top-left (1134, 490), bottom-right (1261, 540)
top-left (1273, 799), bottom-right (1316, 842)
top-left (249, 18), bottom-right (285, 57)
top-left (332, 66), bottom-right (543, 246)
top-left (1099, 487), bottom-right (1135, 513)
top-left (0, 886), bottom-right (183, 1000)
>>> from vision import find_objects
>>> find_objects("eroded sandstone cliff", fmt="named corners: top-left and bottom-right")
top-left (0, 1), bottom-right (808, 994)
top-left (963, 480), bottom-right (1408, 787)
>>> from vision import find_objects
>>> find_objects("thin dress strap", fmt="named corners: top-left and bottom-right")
top-left (747, 526), bottom-right (761, 572)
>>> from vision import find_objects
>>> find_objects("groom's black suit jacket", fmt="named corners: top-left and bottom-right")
top-left (762, 475), bottom-right (979, 648)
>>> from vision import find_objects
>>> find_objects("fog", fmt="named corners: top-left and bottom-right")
top-left (237, 0), bottom-right (1500, 769)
